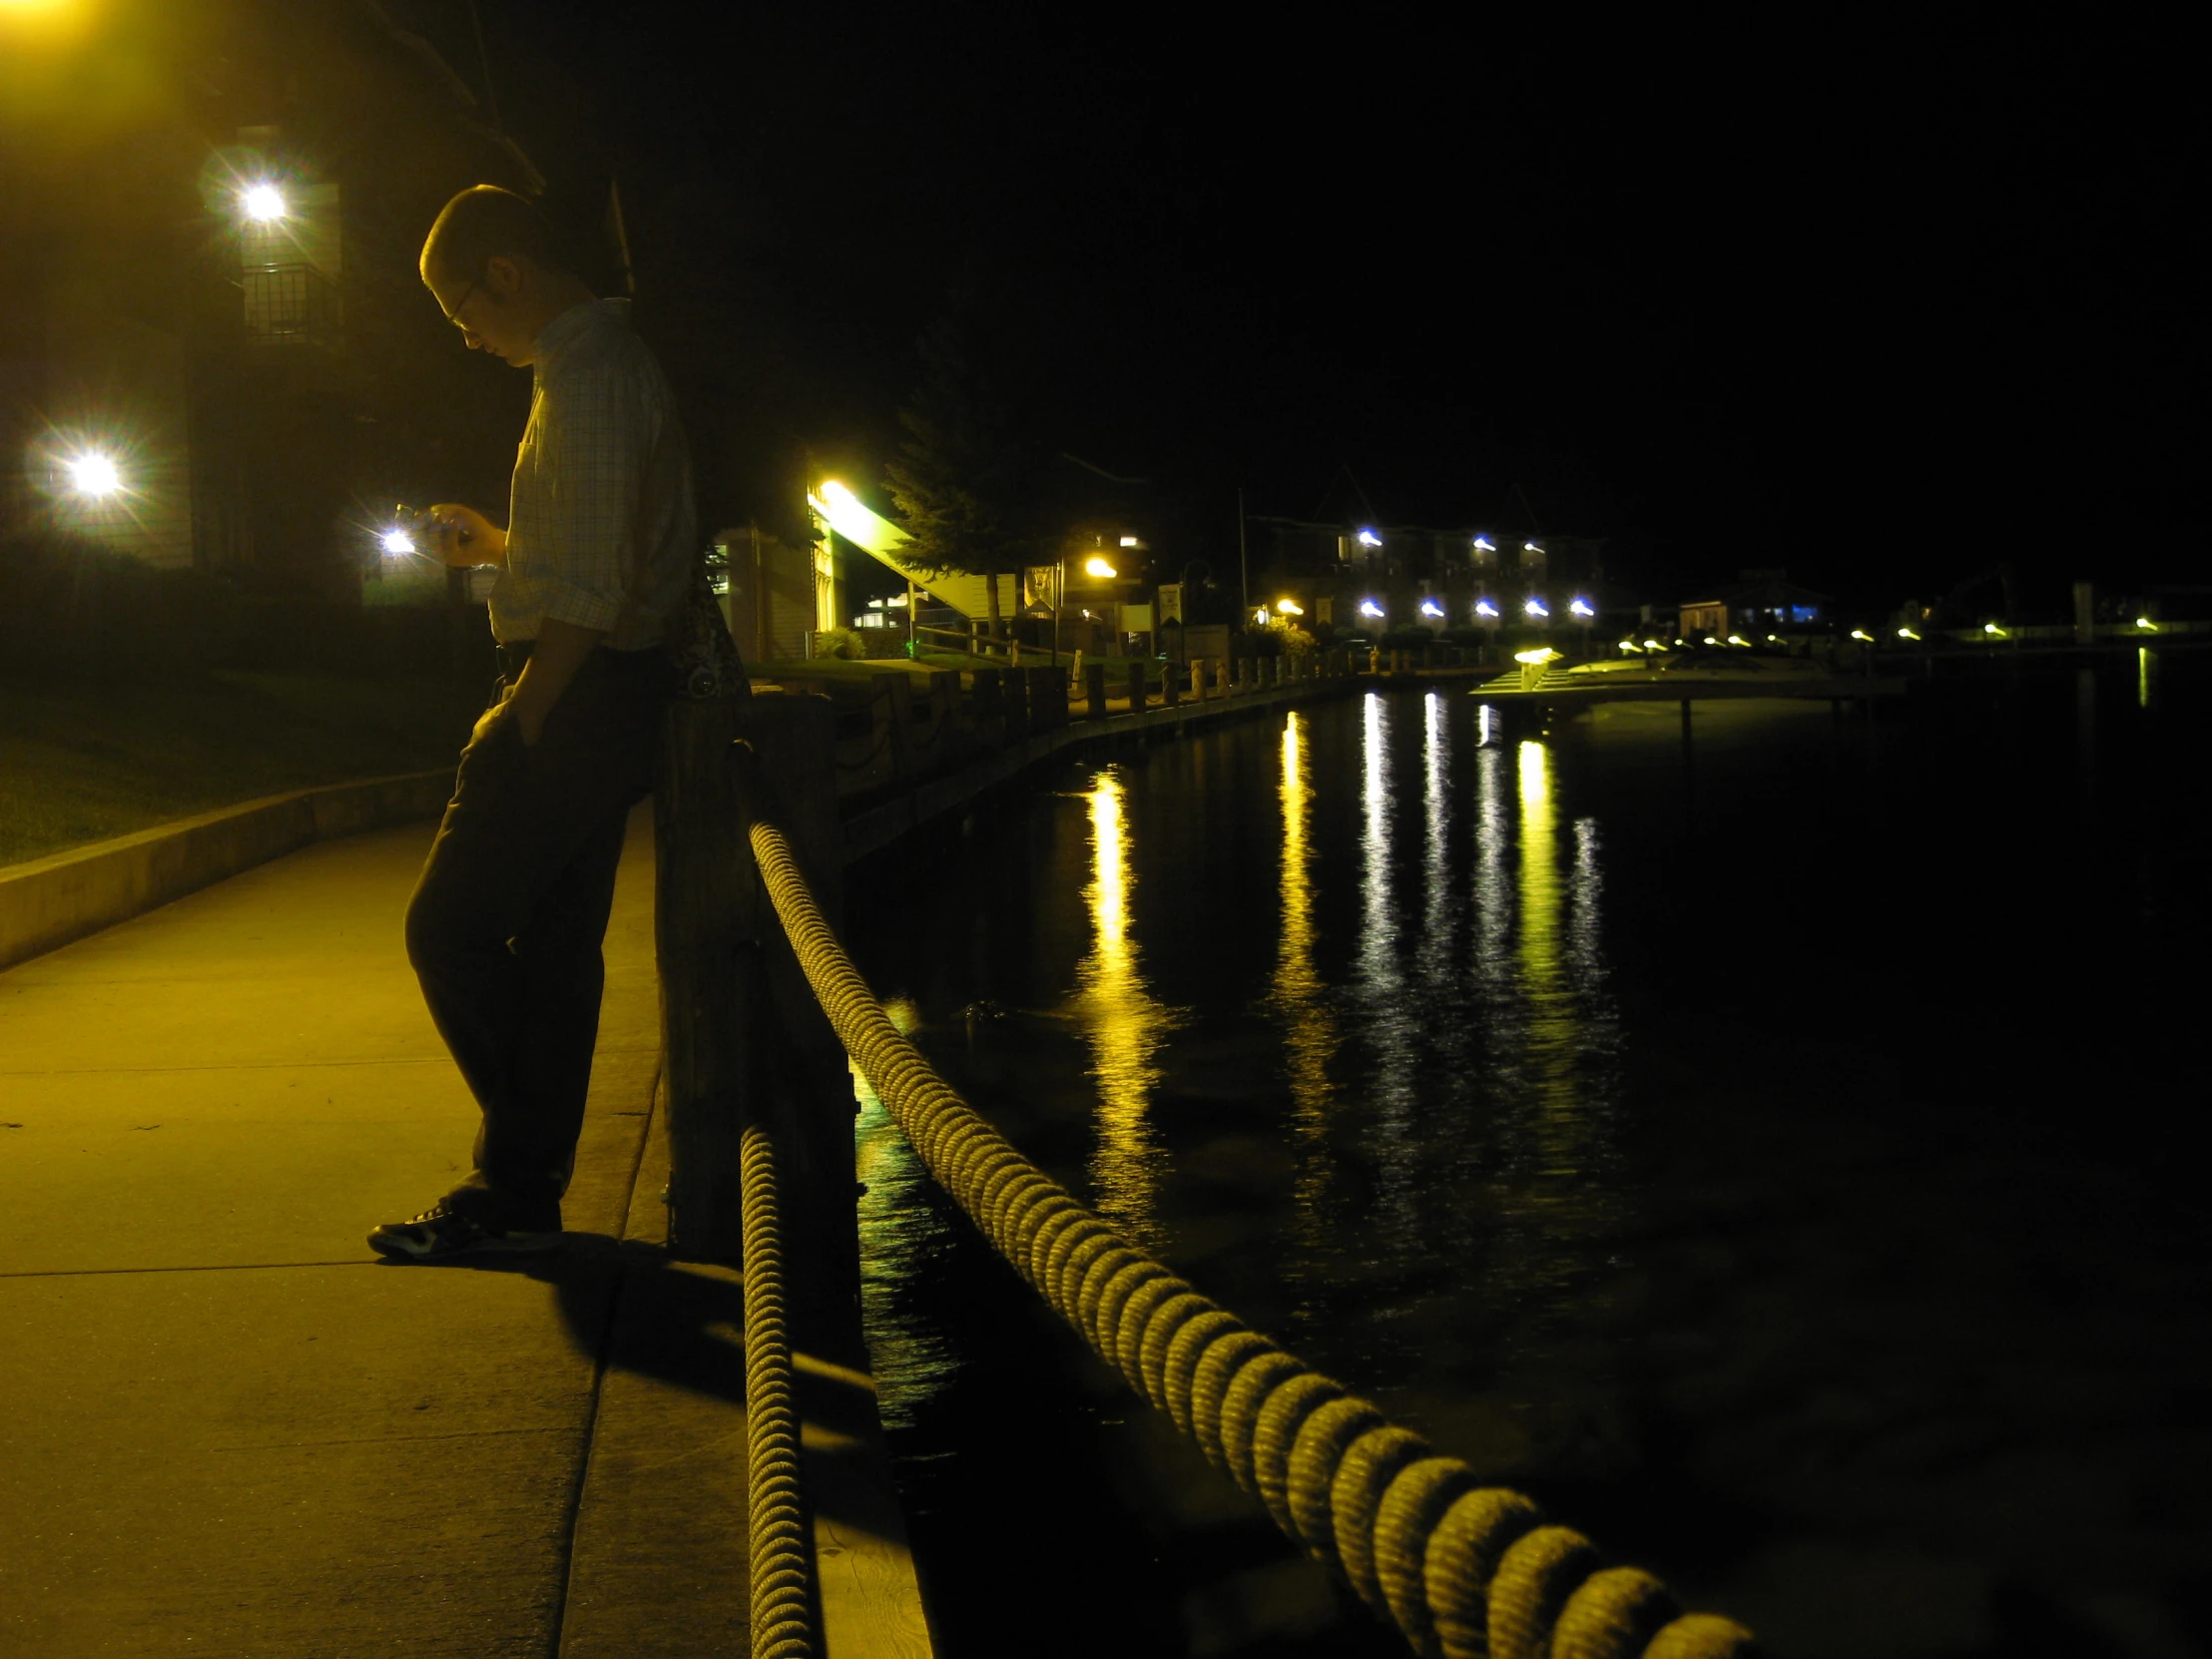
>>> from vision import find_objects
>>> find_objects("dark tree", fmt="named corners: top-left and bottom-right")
top-left (882, 319), bottom-right (1044, 639)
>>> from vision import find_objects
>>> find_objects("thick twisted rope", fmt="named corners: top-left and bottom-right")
top-left (748, 815), bottom-right (1758, 1659)
top-left (741, 1122), bottom-right (816, 1659)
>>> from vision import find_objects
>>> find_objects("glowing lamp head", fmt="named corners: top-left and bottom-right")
top-left (65, 452), bottom-right (121, 497)
top-left (1513, 647), bottom-right (1560, 666)
top-left (1851, 629), bottom-right (1874, 642)
top-left (1276, 597), bottom-right (1304, 615)
top-left (2136, 616), bottom-right (2156, 630)
top-left (819, 479), bottom-right (855, 507)
top-left (1569, 596), bottom-right (1595, 618)
top-left (1643, 639), bottom-right (1663, 651)
top-left (1472, 535), bottom-right (1496, 552)
top-left (1982, 621), bottom-right (2001, 635)
top-left (1356, 528), bottom-right (1382, 548)
top-left (1618, 639), bottom-right (1641, 654)
top-left (1118, 535), bottom-right (1138, 547)
top-left (240, 183), bottom-right (286, 223)
top-left (1358, 599), bottom-right (1384, 619)
top-left (1522, 541), bottom-right (1540, 553)
top-left (1419, 599), bottom-right (1444, 618)
top-left (1727, 634), bottom-right (1750, 647)
top-left (1897, 627), bottom-right (1920, 640)
top-left (379, 528), bottom-right (414, 556)
top-left (1474, 598), bottom-right (1500, 620)
top-left (1084, 557), bottom-right (1117, 579)
top-left (1524, 597), bottom-right (1549, 619)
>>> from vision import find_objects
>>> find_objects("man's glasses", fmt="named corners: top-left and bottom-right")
top-left (441, 276), bottom-right (481, 328)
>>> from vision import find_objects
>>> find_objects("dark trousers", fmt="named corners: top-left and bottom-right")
top-left (404, 646), bottom-right (666, 1231)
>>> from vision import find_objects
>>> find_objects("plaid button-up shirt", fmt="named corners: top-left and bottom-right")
top-left (491, 298), bottom-right (696, 651)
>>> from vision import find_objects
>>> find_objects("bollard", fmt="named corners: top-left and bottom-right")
top-left (654, 689), bottom-right (857, 1321)
top-left (870, 671), bottom-right (912, 784)
top-left (1003, 663), bottom-right (1030, 740)
top-left (1026, 663), bottom-right (1068, 729)
top-left (1162, 661), bottom-right (1180, 708)
top-left (1085, 660), bottom-right (1108, 720)
top-left (1127, 661), bottom-right (1147, 714)
top-left (972, 666), bottom-right (1005, 743)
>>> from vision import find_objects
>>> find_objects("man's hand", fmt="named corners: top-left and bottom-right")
top-left (426, 503), bottom-right (508, 568)
top-left (509, 618), bottom-right (607, 747)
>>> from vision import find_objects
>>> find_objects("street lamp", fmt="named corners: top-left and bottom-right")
top-left (65, 452), bottom-right (122, 497)
top-left (1084, 556), bottom-right (1117, 579)
top-left (1358, 599), bottom-right (1384, 619)
top-left (1524, 597), bottom-right (1549, 620)
top-left (379, 528), bottom-right (415, 556)
top-left (239, 182), bottom-right (285, 223)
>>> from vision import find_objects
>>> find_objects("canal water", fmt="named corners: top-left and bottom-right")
top-left (843, 656), bottom-right (2212, 1659)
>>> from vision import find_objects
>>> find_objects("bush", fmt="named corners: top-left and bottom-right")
top-left (0, 530), bottom-right (483, 682)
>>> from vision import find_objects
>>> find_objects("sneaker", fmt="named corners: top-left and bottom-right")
top-left (367, 1200), bottom-right (561, 1261)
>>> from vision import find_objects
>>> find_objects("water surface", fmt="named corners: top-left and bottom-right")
top-left (848, 659), bottom-right (2212, 1659)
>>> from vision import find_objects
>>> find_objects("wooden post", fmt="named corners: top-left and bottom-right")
top-left (1127, 661), bottom-right (1147, 714)
top-left (1085, 661), bottom-right (1108, 720)
top-left (1003, 664), bottom-right (1030, 740)
top-left (873, 672), bottom-right (912, 783)
top-left (972, 666), bottom-right (1004, 744)
top-left (1025, 663), bottom-right (1067, 729)
top-left (655, 687), bottom-right (861, 1331)
top-left (1162, 661), bottom-right (1180, 708)
top-left (654, 693), bottom-right (754, 1269)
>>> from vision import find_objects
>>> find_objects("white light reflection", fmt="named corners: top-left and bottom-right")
top-left (1071, 767), bottom-right (1178, 1245)
top-left (851, 997), bottom-right (958, 1429)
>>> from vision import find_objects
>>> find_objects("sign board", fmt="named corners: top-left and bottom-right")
top-left (1156, 582), bottom-right (1183, 624)
top-left (1026, 566), bottom-right (1059, 608)
top-left (1122, 603), bottom-right (1153, 633)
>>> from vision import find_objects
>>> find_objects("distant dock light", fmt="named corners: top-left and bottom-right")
top-left (1524, 597), bottom-right (1549, 619)
top-left (380, 528), bottom-right (414, 556)
top-left (1474, 598), bottom-right (1500, 619)
top-left (240, 182), bottom-right (286, 223)
top-left (1419, 599), bottom-right (1444, 618)
top-left (1358, 599), bottom-right (1385, 619)
top-left (1568, 596), bottom-right (1595, 618)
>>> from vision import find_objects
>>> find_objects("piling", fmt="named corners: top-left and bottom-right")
top-left (1085, 661), bottom-right (1109, 721)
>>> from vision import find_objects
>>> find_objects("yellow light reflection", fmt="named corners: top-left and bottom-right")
top-left (2139, 646), bottom-right (2153, 709)
top-left (1072, 767), bottom-right (1176, 1243)
top-left (1272, 713), bottom-right (1339, 1201)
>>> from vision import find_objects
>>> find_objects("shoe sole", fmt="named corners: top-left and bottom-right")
top-left (367, 1230), bottom-right (563, 1261)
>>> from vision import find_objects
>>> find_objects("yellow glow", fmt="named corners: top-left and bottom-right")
top-left (379, 529), bottom-right (414, 556)
top-left (2135, 616), bottom-right (2156, 631)
top-left (1618, 640), bottom-right (1641, 653)
top-left (1726, 634), bottom-right (1750, 647)
top-left (1851, 629), bottom-right (1873, 642)
top-left (1897, 628), bottom-right (1920, 640)
top-left (240, 183), bottom-right (285, 223)
top-left (1084, 556), bottom-right (1118, 579)
top-left (1276, 597), bottom-right (1304, 615)
top-left (65, 452), bottom-right (121, 496)
top-left (1702, 636), bottom-right (1721, 647)
top-left (1982, 621), bottom-right (2006, 637)
top-left (808, 481), bottom-right (910, 555)
top-left (1272, 713), bottom-right (1338, 1217)
top-left (2139, 646), bottom-right (2152, 708)
top-left (1513, 647), bottom-right (1560, 666)
top-left (1517, 742), bottom-right (1570, 1100)
top-left (1073, 768), bottom-right (1175, 1243)
top-left (1643, 639), bottom-right (1664, 651)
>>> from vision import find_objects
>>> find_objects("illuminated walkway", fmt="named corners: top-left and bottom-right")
top-left (0, 811), bottom-right (917, 1656)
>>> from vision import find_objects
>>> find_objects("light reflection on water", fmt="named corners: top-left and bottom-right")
top-left (1070, 766), bottom-right (1178, 1247)
top-left (852, 996), bottom-right (957, 1430)
top-left (1270, 712), bottom-right (1339, 1229)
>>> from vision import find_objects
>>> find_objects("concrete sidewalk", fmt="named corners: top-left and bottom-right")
top-left (0, 806), bottom-right (927, 1657)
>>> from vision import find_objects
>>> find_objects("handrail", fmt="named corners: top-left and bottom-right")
top-left (737, 796), bottom-right (1758, 1659)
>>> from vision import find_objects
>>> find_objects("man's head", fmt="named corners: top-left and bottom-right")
top-left (419, 186), bottom-right (592, 366)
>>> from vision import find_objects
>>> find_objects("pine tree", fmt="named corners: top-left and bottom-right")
top-left (882, 320), bottom-right (1040, 639)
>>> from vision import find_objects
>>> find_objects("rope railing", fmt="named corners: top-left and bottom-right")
top-left (740, 1121), bottom-right (817, 1659)
top-left (743, 810), bottom-right (1760, 1659)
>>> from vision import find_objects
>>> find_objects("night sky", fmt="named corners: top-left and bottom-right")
top-left (415, 6), bottom-right (2202, 610)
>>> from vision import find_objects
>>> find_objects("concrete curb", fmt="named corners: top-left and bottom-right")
top-left (0, 770), bottom-right (450, 972)
top-left (838, 680), bottom-right (1333, 864)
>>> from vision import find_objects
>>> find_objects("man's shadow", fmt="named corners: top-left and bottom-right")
top-left (380, 1232), bottom-right (902, 1545)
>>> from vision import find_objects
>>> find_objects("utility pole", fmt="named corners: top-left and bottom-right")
top-left (1238, 487), bottom-right (1250, 621)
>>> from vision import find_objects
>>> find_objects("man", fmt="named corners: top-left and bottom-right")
top-left (369, 185), bottom-right (695, 1261)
